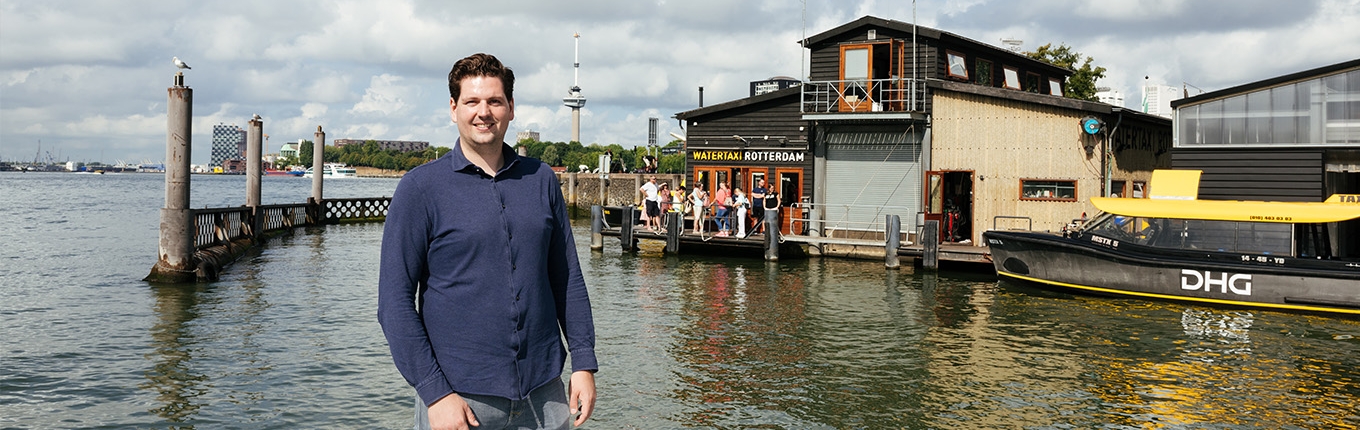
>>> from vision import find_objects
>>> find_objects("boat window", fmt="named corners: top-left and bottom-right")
top-left (1087, 217), bottom-right (1293, 255)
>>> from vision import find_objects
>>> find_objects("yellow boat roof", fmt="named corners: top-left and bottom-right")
top-left (1091, 169), bottom-right (1360, 223)
top-left (1091, 196), bottom-right (1360, 223)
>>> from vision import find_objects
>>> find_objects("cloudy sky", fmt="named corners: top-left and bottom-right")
top-left (2, 0), bottom-right (1358, 165)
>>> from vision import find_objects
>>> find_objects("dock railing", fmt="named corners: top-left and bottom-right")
top-left (791, 202), bottom-right (917, 244)
top-left (189, 197), bottom-right (391, 249)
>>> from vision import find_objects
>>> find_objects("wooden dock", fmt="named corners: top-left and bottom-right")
top-left (598, 224), bottom-right (993, 268)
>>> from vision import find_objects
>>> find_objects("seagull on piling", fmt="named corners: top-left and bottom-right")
top-left (173, 57), bottom-right (191, 70)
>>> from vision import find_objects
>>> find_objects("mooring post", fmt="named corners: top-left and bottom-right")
top-left (246, 115), bottom-right (264, 239)
top-left (621, 205), bottom-right (636, 251)
top-left (664, 211), bottom-right (680, 254)
top-left (146, 72), bottom-right (195, 283)
top-left (885, 214), bottom-right (901, 269)
top-left (568, 172), bottom-right (578, 210)
top-left (599, 175), bottom-right (607, 207)
top-left (633, 175), bottom-right (642, 206)
top-left (310, 126), bottom-right (326, 222)
top-left (922, 220), bottom-right (939, 270)
top-left (764, 206), bottom-right (779, 261)
top-left (590, 205), bottom-right (603, 250)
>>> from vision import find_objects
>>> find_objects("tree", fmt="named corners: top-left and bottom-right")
top-left (540, 146), bottom-right (560, 166)
top-left (1026, 43), bottom-right (1106, 102)
top-left (297, 140), bottom-right (314, 164)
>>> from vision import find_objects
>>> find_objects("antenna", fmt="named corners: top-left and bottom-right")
top-left (562, 32), bottom-right (587, 143)
top-left (1000, 38), bottom-right (1023, 52)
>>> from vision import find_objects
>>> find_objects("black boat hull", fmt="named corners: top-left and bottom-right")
top-left (983, 230), bottom-right (1360, 316)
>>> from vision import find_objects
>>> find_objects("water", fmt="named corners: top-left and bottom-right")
top-left (3, 171), bottom-right (1359, 429)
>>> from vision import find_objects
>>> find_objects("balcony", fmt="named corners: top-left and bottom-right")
top-left (801, 78), bottom-right (927, 119)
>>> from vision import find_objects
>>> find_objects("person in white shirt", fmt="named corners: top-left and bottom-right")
top-left (639, 175), bottom-right (661, 232)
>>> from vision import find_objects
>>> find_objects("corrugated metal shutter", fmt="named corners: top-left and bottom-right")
top-left (824, 129), bottom-right (923, 233)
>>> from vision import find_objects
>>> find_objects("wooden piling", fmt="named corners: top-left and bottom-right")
top-left (621, 205), bottom-right (636, 251)
top-left (590, 205), bottom-right (603, 250)
top-left (764, 206), bottom-right (779, 261)
top-left (885, 214), bottom-right (900, 269)
top-left (146, 72), bottom-right (195, 283)
top-left (665, 212), bottom-right (680, 254)
top-left (568, 172), bottom-right (578, 209)
top-left (922, 220), bottom-right (939, 270)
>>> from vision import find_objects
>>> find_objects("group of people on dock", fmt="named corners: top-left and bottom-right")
top-left (639, 175), bottom-right (780, 237)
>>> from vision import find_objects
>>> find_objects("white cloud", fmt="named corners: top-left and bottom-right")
top-left (2, 0), bottom-right (1357, 165)
top-left (349, 74), bottom-right (416, 116)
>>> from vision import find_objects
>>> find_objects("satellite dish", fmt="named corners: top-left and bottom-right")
top-left (1081, 117), bottom-right (1104, 135)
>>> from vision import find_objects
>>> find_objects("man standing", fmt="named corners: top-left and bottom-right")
top-left (379, 53), bottom-right (597, 430)
top-left (640, 175), bottom-right (661, 232)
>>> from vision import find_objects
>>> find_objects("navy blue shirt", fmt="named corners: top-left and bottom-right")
top-left (378, 141), bottom-right (596, 405)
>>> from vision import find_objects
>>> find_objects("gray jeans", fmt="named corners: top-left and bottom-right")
top-left (415, 379), bottom-right (570, 430)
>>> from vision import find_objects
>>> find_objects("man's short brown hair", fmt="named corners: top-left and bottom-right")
top-left (448, 53), bottom-right (515, 102)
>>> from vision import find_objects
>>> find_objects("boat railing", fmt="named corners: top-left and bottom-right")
top-left (993, 215), bottom-right (1033, 231)
top-left (188, 197), bottom-right (392, 249)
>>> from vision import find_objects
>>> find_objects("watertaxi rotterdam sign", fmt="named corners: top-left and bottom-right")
top-left (690, 149), bottom-right (806, 164)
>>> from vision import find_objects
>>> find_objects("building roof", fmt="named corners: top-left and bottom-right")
top-left (1171, 58), bottom-right (1360, 108)
top-left (673, 85), bottom-right (800, 121)
top-left (930, 79), bottom-right (1170, 126)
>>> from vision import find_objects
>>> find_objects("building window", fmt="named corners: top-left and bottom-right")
top-left (946, 51), bottom-right (968, 80)
top-left (1026, 72), bottom-right (1041, 93)
top-left (1132, 181), bottom-right (1146, 198)
top-left (1020, 179), bottom-right (1077, 201)
top-left (1003, 66), bottom-right (1021, 89)
top-left (1111, 180), bottom-right (1126, 198)
top-left (1049, 78), bottom-right (1063, 96)
top-left (976, 59), bottom-right (993, 86)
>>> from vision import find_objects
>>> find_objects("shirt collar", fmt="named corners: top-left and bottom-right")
top-left (449, 138), bottom-right (521, 175)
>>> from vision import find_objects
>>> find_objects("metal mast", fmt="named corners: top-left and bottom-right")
top-left (563, 32), bottom-right (587, 144)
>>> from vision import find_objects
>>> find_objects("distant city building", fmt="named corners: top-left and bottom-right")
top-left (333, 138), bottom-right (429, 153)
top-left (1140, 83), bottom-right (1181, 118)
top-left (1095, 87), bottom-right (1124, 107)
top-left (750, 76), bottom-right (801, 96)
top-left (516, 130), bottom-right (541, 143)
top-left (221, 158), bottom-right (245, 173)
top-left (211, 123), bottom-right (246, 167)
top-left (280, 139), bottom-right (301, 159)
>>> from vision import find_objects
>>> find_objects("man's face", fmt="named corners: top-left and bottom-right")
top-left (450, 75), bottom-right (514, 148)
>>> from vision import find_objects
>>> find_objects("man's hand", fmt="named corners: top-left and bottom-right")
top-left (569, 370), bottom-right (596, 426)
top-left (428, 393), bottom-right (479, 430)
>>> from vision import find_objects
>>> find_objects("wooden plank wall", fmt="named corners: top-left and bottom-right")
top-left (931, 90), bottom-right (1165, 239)
top-left (1171, 149), bottom-right (1323, 202)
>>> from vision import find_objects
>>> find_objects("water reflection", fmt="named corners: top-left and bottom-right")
top-left (141, 283), bottom-right (208, 425)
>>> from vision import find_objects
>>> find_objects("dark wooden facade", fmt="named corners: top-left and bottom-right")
top-left (676, 87), bottom-right (814, 230)
top-left (801, 16), bottom-right (1072, 114)
top-left (1171, 149), bottom-right (1325, 202)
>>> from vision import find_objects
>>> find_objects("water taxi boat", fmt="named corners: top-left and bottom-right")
top-left (984, 170), bottom-right (1360, 316)
top-left (303, 164), bottom-right (358, 178)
